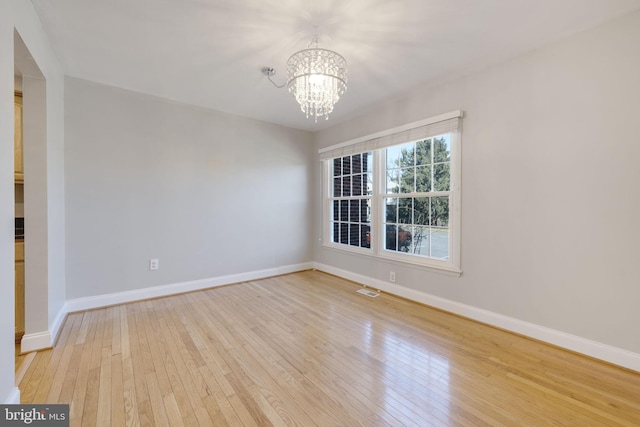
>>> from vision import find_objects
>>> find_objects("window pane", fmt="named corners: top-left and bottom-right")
top-left (433, 163), bottom-right (450, 191)
top-left (340, 200), bottom-right (348, 221)
top-left (413, 197), bottom-right (430, 225)
top-left (333, 158), bottom-right (342, 176)
top-left (366, 172), bottom-right (373, 195)
top-left (431, 196), bottom-right (449, 227)
top-left (332, 200), bottom-right (339, 221)
top-left (416, 139), bottom-right (431, 165)
top-left (433, 136), bottom-right (451, 163)
top-left (350, 200), bottom-right (359, 222)
top-left (413, 226), bottom-right (430, 256)
top-left (386, 170), bottom-right (400, 194)
top-left (349, 224), bottom-right (359, 246)
top-left (365, 152), bottom-right (373, 172)
top-left (342, 175), bottom-right (351, 197)
top-left (352, 174), bottom-right (363, 196)
top-left (385, 198), bottom-right (398, 223)
top-left (430, 227), bottom-right (449, 259)
top-left (361, 225), bottom-right (371, 249)
top-left (398, 198), bottom-right (413, 224)
top-left (386, 145), bottom-right (402, 169)
top-left (340, 223), bottom-right (348, 244)
top-left (399, 167), bottom-right (415, 193)
top-left (400, 143), bottom-right (415, 168)
top-left (333, 177), bottom-right (342, 197)
top-left (360, 199), bottom-right (370, 223)
top-left (352, 153), bottom-right (362, 174)
top-left (415, 165), bottom-right (432, 193)
top-left (342, 156), bottom-right (351, 174)
top-left (385, 225), bottom-right (398, 251)
top-left (398, 226), bottom-right (412, 252)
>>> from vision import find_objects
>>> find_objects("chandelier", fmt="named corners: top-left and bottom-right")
top-left (263, 29), bottom-right (347, 122)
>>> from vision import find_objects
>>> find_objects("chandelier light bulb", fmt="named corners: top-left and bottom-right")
top-left (308, 74), bottom-right (327, 85)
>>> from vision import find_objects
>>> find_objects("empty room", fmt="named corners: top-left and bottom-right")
top-left (2, 0), bottom-right (640, 425)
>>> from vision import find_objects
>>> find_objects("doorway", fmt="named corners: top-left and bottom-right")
top-left (13, 30), bottom-right (49, 356)
top-left (14, 79), bottom-right (24, 344)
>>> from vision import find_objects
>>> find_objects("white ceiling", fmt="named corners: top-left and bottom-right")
top-left (31, 0), bottom-right (640, 132)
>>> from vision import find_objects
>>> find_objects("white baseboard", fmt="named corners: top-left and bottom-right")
top-left (65, 262), bottom-right (314, 313)
top-left (3, 387), bottom-right (20, 404)
top-left (313, 262), bottom-right (640, 373)
top-left (20, 331), bottom-right (52, 354)
top-left (20, 305), bottom-right (68, 353)
top-left (49, 304), bottom-right (68, 346)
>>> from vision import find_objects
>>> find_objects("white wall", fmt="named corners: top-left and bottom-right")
top-left (314, 11), bottom-right (640, 357)
top-left (65, 78), bottom-right (314, 299)
top-left (0, 0), bottom-right (66, 403)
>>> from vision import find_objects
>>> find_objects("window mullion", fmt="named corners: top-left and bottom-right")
top-left (372, 150), bottom-right (383, 255)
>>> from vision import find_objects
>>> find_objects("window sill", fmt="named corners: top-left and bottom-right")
top-left (321, 242), bottom-right (462, 277)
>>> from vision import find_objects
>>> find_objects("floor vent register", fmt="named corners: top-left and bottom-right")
top-left (356, 288), bottom-right (380, 298)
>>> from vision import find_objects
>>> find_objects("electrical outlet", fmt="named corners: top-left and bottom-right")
top-left (389, 271), bottom-right (396, 283)
top-left (149, 259), bottom-right (159, 270)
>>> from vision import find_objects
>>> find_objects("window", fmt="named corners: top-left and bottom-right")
top-left (330, 153), bottom-right (373, 249)
top-left (321, 111), bottom-right (462, 273)
top-left (384, 136), bottom-right (451, 259)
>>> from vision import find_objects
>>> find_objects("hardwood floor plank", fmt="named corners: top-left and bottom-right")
top-left (81, 367), bottom-right (100, 427)
top-left (152, 297), bottom-right (210, 426)
top-left (57, 344), bottom-right (83, 404)
top-left (45, 314), bottom-right (82, 403)
top-left (110, 353), bottom-right (126, 427)
top-left (111, 305), bottom-right (122, 356)
top-left (16, 270), bottom-right (640, 426)
top-left (139, 301), bottom-right (172, 398)
top-left (15, 351), bottom-right (36, 386)
top-left (119, 305), bottom-right (131, 360)
top-left (127, 304), bottom-right (155, 426)
top-left (96, 347), bottom-right (113, 427)
top-left (168, 303), bottom-right (221, 426)
top-left (18, 350), bottom-right (49, 403)
top-left (163, 393), bottom-right (186, 427)
top-left (201, 395), bottom-right (229, 427)
top-left (121, 353), bottom-right (141, 427)
top-left (145, 372), bottom-right (170, 427)
top-left (75, 311), bottom-right (91, 345)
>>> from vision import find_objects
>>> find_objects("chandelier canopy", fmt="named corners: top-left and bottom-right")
top-left (263, 29), bottom-right (347, 122)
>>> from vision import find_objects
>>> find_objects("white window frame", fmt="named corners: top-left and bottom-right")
top-left (320, 111), bottom-right (462, 275)
top-left (326, 153), bottom-right (374, 253)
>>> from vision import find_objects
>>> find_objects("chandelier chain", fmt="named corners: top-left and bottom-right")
top-left (309, 25), bottom-right (320, 48)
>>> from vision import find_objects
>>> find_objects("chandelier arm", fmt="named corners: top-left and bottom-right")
top-left (261, 67), bottom-right (287, 89)
top-left (267, 75), bottom-right (287, 89)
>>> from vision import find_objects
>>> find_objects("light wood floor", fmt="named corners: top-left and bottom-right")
top-left (16, 270), bottom-right (640, 426)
